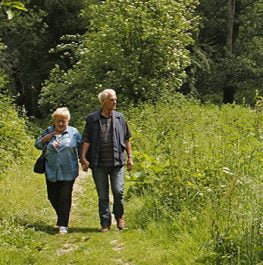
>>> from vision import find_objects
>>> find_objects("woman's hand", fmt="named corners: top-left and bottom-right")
top-left (41, 132), bottom-right (55, 143)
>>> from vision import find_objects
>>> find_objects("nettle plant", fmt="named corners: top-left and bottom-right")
top-left (127, 97), bottom-right (263, 263)
top-left (127, 97), bottom-right (263, 207)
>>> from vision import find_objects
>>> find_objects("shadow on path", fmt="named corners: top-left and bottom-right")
top-left (15, 219), bottom-right (100, 235)
top-left (16, 220), bottom-right (57, 234)
top-left (70, 226), bottom-right (99, 233)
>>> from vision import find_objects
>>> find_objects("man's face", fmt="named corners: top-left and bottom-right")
top-left (104, 93), bottom-right (117, 110)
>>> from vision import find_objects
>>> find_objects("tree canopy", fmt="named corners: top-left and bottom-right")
top-left (0, 0), bottom-right (263, 117)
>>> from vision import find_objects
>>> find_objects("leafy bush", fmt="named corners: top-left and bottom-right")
top-left (39, 0), bottom-right (198, 121)
top-left (0, 70), bottom-right (8, 93)
top-left (0, 96), bottom-right (35, 173)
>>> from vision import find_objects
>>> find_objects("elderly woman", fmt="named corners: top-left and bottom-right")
top-left (35, 107), bottom-right (81, 234)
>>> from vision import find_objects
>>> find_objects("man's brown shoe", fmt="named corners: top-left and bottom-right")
top-left (116, 216), bottom-right (125, 230)
top-left (100, 225), bottom-right (110, 232)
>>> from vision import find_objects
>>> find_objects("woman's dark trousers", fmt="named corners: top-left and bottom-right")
top-left (46, 179), bottom-right (75, 227)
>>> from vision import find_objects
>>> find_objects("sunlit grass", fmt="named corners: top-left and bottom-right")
top-left (0, 98), bottom-right (262, 264)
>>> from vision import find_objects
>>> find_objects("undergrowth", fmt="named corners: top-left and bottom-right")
top-left (126, 95), bottom-right (263, 264)
top-left (0, 96), bottom-right (37, 174)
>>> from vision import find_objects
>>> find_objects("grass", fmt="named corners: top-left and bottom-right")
top-left (125, 100), bottom-right (263, 264)
top-left (0, 162), bottom-right (185, 265)
top-left (0, 163), bottom-right (218, 265)
top-left (0, 98), bottom-right (262, 264)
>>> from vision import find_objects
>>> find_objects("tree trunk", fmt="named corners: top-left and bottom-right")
top-left (226, 0), bottom-right (235, 51)
top-left (223, 0), bottom-right (236, 104)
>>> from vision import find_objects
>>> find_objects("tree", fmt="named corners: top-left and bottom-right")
top-left (0, 0), bottom-right (87, 116)
top-left (192, 0), bottom-right (263, 104)
top-left (39, 0), bottom-right (198, 121)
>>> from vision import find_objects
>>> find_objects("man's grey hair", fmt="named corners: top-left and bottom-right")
top-left (98, 89), bottom-right (116, 104)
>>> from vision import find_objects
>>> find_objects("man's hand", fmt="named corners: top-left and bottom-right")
top-left (127, 157), bottom-right (133, 171)
top-left (80, 158), bottom-right (89, 172)
top-left (80, 142), bottom-right (90, 172)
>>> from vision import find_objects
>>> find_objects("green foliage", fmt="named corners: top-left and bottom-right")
top-left (0, 164), bottom-right (54, 265)
top-left (0, 0), bottom-right (27, 11)
top-left (0, 41), bottom-right (9, 94)
top-left (126, 95), bottom-right (263, 263)
top-left (0, 95), bottom-right (262, 264)
top-left (39, 0), bottom-right (198, 119)
top-left (0, 95), bottom-right (35, 173)
top-left (0, 0), bottom-right (27, 20)
top-left (0, 70), bottom-right (8, 92)
top-left (39, 64), bottom-right (98, 129)
top-left (0, 0), bottom-right (87, 117)
top-left (83, 0), bottom-right (198, 100)
top-left (193, 0), bottom-right (263, 104)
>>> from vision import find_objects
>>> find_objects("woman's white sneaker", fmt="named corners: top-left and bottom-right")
top-left (59, 226), bottom-right (68, 234)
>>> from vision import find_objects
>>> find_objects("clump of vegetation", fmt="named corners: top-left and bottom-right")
top-left (0, 95), bottom-right (35, 173)
top-left (126, 95), bottom-right (263, 264)
top-left (38, 0), bottom-right (198, 123)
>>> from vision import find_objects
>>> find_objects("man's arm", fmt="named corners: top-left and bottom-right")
top-left (80, 141), bottom-right (90, 172)
top-left (125, 139), bottom-right (133, 171)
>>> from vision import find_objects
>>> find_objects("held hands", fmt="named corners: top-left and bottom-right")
top-left (80, 158), bottom-right (89, 172)
top-left (80, 156), bottom-right (132, 172)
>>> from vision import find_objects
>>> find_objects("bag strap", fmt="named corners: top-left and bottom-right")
top-left (42, 128), bottom-right (52, 156)
top-left (42, 144), bottom-right (48, 155)
top-left (42, 138), bottom-right (51, 156)
top-left (41, 128), bottom-right (54, 156)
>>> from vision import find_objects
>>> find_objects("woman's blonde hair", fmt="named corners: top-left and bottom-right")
top-left (98, 89), bottom-right (116, 104)
top-left (52, 107), bottom-right (71, 120)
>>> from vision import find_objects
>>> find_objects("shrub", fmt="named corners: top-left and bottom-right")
top-left (39, 0), bottom-right (198, 120)
top-left (0, 95), bottom-right (35, 173)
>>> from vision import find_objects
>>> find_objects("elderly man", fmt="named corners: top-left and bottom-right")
top-left (81, 89), bottom-right (133, 232)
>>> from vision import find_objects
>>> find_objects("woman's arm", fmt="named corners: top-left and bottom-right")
top-left (34, 128), bottom-right (55, 150)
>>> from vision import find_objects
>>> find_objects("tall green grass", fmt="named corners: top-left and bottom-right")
top-left (0, 94), bottom-right (262, 264)
top-left (126, 95), bottom-right (263, 264)
top-left (0, 96), bottom-right (47, 263)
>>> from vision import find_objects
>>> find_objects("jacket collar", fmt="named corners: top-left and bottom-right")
top-left (93, 110), bottom-right (120, 122)
top-left (48, 125), bottom-right (69, 135)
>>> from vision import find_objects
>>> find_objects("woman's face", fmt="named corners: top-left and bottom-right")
top-left (54, 115), bottom-right (69, 133)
